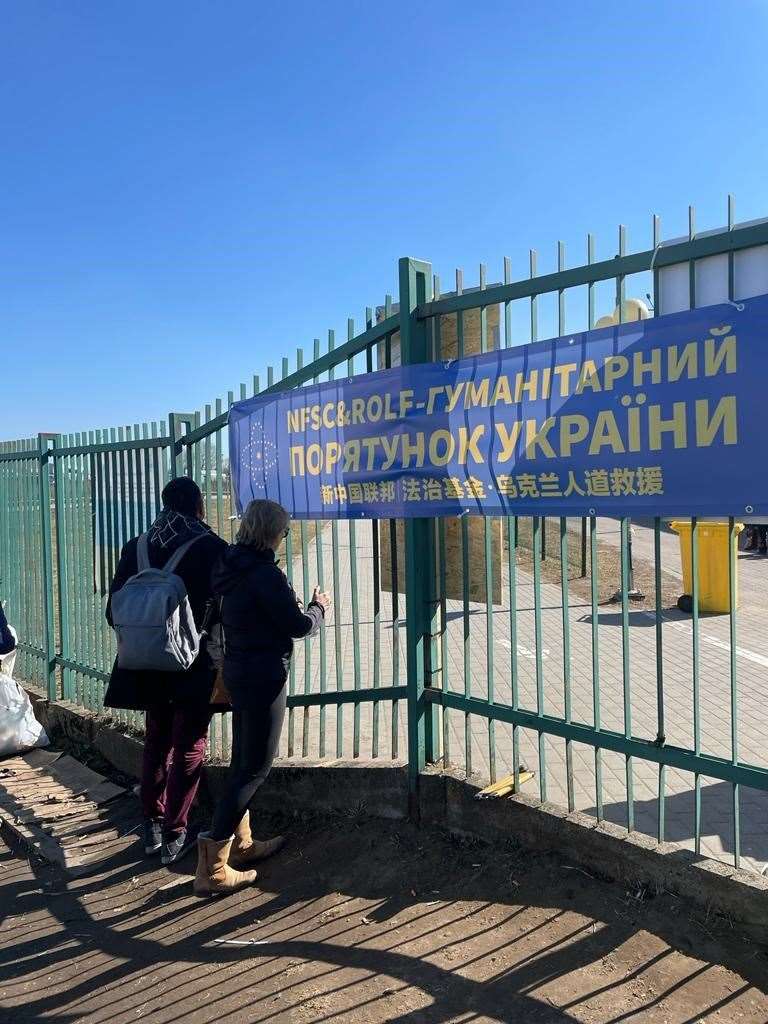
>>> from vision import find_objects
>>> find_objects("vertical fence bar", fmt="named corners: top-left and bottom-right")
top-left (326, 330), bottom-right (345, 758)
top-left (529, 249), bottom-right (547, 560)
top-left (15, 453), bottom-right (25, 678)
top-left (202, 406), bottom-right (212, 524)
top-left (620, 516), bottom-right (634, 832)
top-left (479, 263), bottom-right (496, 782)
top-left (557, 241), bottom-right (574, 809)
top-left (688, 204), bottom-right (697, 311)
top-left (200, 405), bottom-right (218, 759)
top-left (192, 413), bottom-right (202, 497)
top-left (590, 515), bottom-right (603, 819)
top-left (653, 213), bottom-right (662, 319)
top-left (133, 423), bottom-right (144, 534)
top-left (617, 224), bottom-right (626, 319)
top-left (53, 436), bottom-right (71, 699)
top-left (727, 195), bottom-right (741, 869)
top-left (75, 432), bottom-right (87, 705)
top-left (109, 427), bottom-right (121, 592)
top-left (560, 517), bottom-right (574, 811)
top-left (213, 402), bottom-right (229, 756)
top-left (101, 432), bottom-right (113, 628)
top-left (366, 317), bottom-right (382, 760)
top-left (455, 268), bottom-right (472, 777)
top-left (293, 348), bottom-right (311, 760)
top-left (687, 205), bottom-right (703, 857)
top-left (38, 434), bottom-right (56, 699)
top-left (691, 516), bottom-right (701, 855)
top-left (126, 426), bottom-right (137, 540)
top-left (384, 296), bottom-right (400, 760)
top-left (582, 234), bottom-right (595, 579)
top-left (14, 448), bottom-right (24, 680)
top-left (654, 517), bottom-right (666, 843)
top-left (503, 255), bottom-right (521, 787)
top-left (61, 438), bottom-right (76, 701)
top-left (728, 516), bottom-right (740, 868)
top-left (310, 339), bottom-right (328, 759)
top-left (225, 394), bottom-right (236, 543)
top-left (400, 256), bottom-right (436, 798)
top-left (347, 318), bottom-right (362, 758)
top-left (117, 427), bottom-right (129, 564)
top-left (278, 357), bottom-right (297, 759)
top-left (650, 212), bottom-right (666, 842)
top-left (532, 515), bottom-right (546, 801)
top-left (92, 434), bottom-right (106, 707)
top-left (431, 283), bottom-right (449, 768)
top-left (141, 424), bottom-right (152, 530)
top-left (89, 431), bottom-right (102, 706)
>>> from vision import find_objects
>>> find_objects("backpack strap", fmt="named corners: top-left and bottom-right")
top-left (136, 533), bottom-right (151, 572)
top-left (163, 533), bottom-right (206, 574)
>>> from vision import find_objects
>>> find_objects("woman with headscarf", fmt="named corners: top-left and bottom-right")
top-left (104, 477), bottom-right (228, 865)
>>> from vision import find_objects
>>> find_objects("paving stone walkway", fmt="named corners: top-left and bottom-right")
top-left (275, 518), bottom-right (767, 873)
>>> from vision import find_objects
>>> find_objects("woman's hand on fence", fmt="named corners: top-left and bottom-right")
top-left (311, 587), bottom-right (332, 615)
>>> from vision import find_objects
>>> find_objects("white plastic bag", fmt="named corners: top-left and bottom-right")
top-left (0, 673), bottom-right (49, 757)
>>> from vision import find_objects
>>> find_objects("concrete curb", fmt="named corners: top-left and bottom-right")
top-left (27, 692), bottom-right (768, 933)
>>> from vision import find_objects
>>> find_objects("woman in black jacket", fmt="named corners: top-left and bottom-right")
top-left (194, 499), bottom-right (330, 896)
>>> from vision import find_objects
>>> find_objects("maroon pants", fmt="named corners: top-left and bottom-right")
top-left (141, 705), bottom-right (213, 836)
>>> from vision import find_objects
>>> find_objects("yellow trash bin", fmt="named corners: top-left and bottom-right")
top-left (670, 521), bottom-right (744, 613)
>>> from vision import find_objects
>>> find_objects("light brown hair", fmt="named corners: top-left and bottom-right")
top-left (236, 499), bottom-right (290, 550)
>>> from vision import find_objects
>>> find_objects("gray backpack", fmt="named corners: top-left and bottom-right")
top-left (111, 533), bottom-right (205, 673)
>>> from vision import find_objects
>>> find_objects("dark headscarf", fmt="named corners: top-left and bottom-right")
top-left (146, 509), bottom-right (211, 558)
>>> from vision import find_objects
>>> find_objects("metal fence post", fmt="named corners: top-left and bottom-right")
top-left (399, 257), bottom-right (439, 802)
top-left (38, 433), bottom-right (57, 700)
top-left (52, 435), bottom-right (72, 699)
top-left (169, 413), bottom-right (195, 478)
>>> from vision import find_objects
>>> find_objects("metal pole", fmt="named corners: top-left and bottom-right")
top-left (38, 433), bottom-right (57, 700)
top-left (399, 256), bottom-right (438, 808)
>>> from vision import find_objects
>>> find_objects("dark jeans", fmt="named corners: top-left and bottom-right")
top-left (210, 687), bottom-right (286, 841)
top-left (142, 705), bottom-right (213, 836)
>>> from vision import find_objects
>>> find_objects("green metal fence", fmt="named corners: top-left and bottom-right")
top-left (2, 198), bottom-right (768, 870)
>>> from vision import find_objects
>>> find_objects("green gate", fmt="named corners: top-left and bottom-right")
top-left (2, 198), bottom-right (768, 870)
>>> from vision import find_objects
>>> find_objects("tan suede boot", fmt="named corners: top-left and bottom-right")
top-left (229, 813), bottom-right (286, 869)
top-left (193, 834), bottom-right (258, 897)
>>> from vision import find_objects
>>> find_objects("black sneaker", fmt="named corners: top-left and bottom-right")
top-left (143, 819), bottom-right (162, 856)
top-left (162, 829), bottom-right (195, 866)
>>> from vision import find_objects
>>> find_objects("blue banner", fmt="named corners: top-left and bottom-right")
top-left (230, 296), bottom-right (768, 520)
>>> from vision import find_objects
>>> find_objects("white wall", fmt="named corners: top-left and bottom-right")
top-left (658, 245), bottom-right (768, 314)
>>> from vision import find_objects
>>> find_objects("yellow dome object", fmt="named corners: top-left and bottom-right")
top-left (594, 314), bottom-right (616, 329)
top-left (612, 298), bottom-right (650, 322)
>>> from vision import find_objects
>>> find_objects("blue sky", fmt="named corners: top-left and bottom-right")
top-left (2, 0), bottom-right (767, 438)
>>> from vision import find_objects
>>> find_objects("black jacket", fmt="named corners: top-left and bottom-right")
top-left (0, 604), bottom-right (15, 657)
top-left (103, 530), bottom-right (228, 711)
top-left (213, 544), bottom-right (324, 710)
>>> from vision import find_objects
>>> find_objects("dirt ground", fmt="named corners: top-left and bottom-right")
top-left (513, 519), bottom-right (682, 612)
top-left (1, 805), bottom-right (766, 1024)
